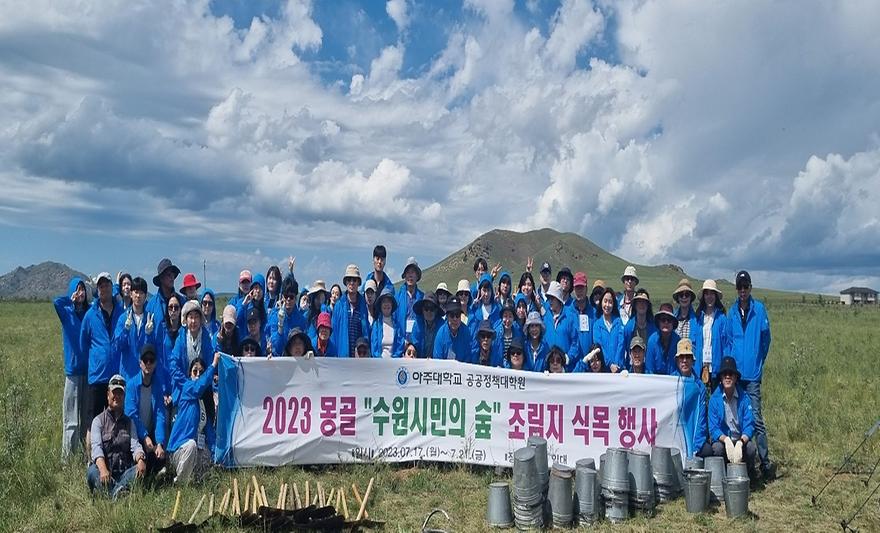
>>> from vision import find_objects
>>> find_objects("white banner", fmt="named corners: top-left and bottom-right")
top-left (215, 356), bottom-right (687, 468)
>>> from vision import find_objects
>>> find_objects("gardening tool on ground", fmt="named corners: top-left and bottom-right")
top-left (812, 419), bottom-right (880, 506)
top-left (422, 508), bottom-right (452, 533)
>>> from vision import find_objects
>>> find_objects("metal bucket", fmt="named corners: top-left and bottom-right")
top-left (723, 476), bottom-right (750, 518)
top-left (605, 498), bottom-right (630, 524)
top-left (487, 482), bottom-right (514, 528)
top-left (575, 457), bottom-right (596, 471)
top-left (651, 447), bottom-right (674, 486)
top-left (626, 450), bottom-right (654, 498)
top-left (602, 448), bottom-right (630, 493)
top-left (671, 448), bottom-right (685, 493)
top-left (685, 456), bottom-right (704, 470)
top-left (574, 467), bottom-right (599, 521)
top-left (528, 436), bottom-right (550, 493)
top-left (599, 453), bottom-right (606, 487)
top-left (683, 469), bottom-right (711, 514)
top-left (548, 464), bottom-right (574, 527)
top-left (704, 456), bottom-right (726, 503)
top-left (512, 447), bottom-right (541, 505)
top-left (727, 462), bottom-right (748, 480)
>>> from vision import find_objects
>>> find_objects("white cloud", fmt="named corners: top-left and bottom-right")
top-left (385, 0), bottom-right (409, 32)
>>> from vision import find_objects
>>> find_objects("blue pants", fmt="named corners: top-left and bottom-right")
top-left (740, 379), bottom-right (771, 469)
top-left (87, 463), bottom-right (138, 500)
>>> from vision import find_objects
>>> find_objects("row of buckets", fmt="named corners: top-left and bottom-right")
top-left (488, 437), bottom-right (750, 528)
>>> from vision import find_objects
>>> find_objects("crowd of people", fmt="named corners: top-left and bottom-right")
top-left (54, 245), bottom-right (776, 498)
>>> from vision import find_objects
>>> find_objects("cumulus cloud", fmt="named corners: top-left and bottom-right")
top-left (386, 0), bottom-right (409, 32)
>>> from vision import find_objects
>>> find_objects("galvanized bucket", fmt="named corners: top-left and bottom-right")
top-left (599, 452), bottom-right (607, 487)
top-left (487, 482), bottom-right (514, 528)
top-left (527, 436), bottom-right (550, 494)
top-left (671, 448), bottom-right (685, 494)
top-left (727, 462), bottom-right (748, 480)
top-left (723, 476), bottom-right (750, 518)
top-left (605, 497), bottom-right (630, 524)
top-left (704, 455), bottom-right (726, 503)
top-left (602, 448), bottom-right (630, 493)
top-left (683, 469), bottom-right (711, 513)
top-left (549, 464), bottom-right (574, 527)
top-left (685, 456), bottom-right (705, 470)
top-left (651, 447), bottom-right (674, 486)
top-left (574, 466), bottom-right (599, 523)
top-left (575, 457), bottom-right (596, 471)
top-left (512, 447), bottom-right (541, 506)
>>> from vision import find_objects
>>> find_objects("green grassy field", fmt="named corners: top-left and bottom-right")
top-left (1, 301), bottom-right (878, 532)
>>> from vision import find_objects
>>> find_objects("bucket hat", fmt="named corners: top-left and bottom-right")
top-left (152, 258), bottom-right (180, 287)
top-left (435, 282), bottom-right (452, 297)
top-left (654, 302), bottom-right (679, 329)
top-left (401, 257), bottom-right (421, 282)
top-left (621, 265), bottom-right (639, 284)
top-left (676, 338), bottom-right (694, 358)
top-left (308, 280), bottom-right (329, 298)
top-left (414, 292), bottom-right (442, 316)
top-left (673, 279), bottom-right (696, 301)
top-left (718, 356), bottom-right (740, 378)
top-left (476, 320), bottom-right (496, 339)
top-left (181, 273), bottom-right (201, 292)
top-left (181, 300), bottom-right (204, 323)
top-left (701, 279), bottom-right (722, 297)
top-left (316, 312), bottom-right (332, 331)
top-left (343, 264), bottom-right (361, 284)
top-left (525, 311), bottom-right (544, 332)
top-left (545, 281), bottom-right (565, 303)
top-left (456, 279), bottom-right (470, 294)
top-left (374, 286), bottom-right (398, 316)
top-left (444, 296), bottom-right (464, 316)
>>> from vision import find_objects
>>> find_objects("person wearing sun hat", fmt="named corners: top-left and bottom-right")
top-left (81, 272), bottom-right (125, 418)
top-left (305, 280), bottom-right (330, 338)
top-left (180, 273), bottom-right (202, 301)
top-left (124, 344), bottom-right (168, 476)
top-left (455, 279), bottom-right (474, 329)
top-left (412, 292), bottom-right (443, 359)
top-left (589, 280), bottom-right (607, 320)
top-left (310, 312), bottom-right (337, 357)
top-left (672, 278), bottom-right (698, 342)
top-left (371, 287), bottom-right (405, 358)
top-left (524, 311), bottom-right (550, 372)
top-left (646, 302), bottom-right (681, 375)
top-left (168, 300), bottom-right (216, 438)
top-left (709, 356), bottom-right (759, 478)
top-left (694, 279), bottom-right (728, 388)
top-left (471, 320), bottom-right (503, 366)
top-left (268, 274), bottom-right (307, 356)
top-left (672, 338), bottom-right (713, 458)
top-left (725, 270), bottom-right (775, 480)
top-left (570, 272), bottom-right (594, 366)
top-left (623, 288), bottom-right (656, 364)
top-left (146, 258), bottom-right (182, 330)
top-left (396, 257), bottom-right (424, 339)
top-left (434, 282), bottom-right (452, 308)
top-left (541, 281), bottom-right (579, 371)
top-left (432, 296), bottom-right (473, 361)
top-left (617, 265), bottom-right (639, 325)
top-left (332, 264), bottom-right (371, 357)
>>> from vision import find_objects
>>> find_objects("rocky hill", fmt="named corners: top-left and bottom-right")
top-left (0, 262), bottom-right (90, 300)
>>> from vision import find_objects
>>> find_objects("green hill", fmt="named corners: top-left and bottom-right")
top-left (418, 228), bottom-right (805, 304)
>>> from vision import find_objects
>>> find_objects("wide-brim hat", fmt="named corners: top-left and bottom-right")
top-left (621, 265), bottom-right (639, 284)
top-left (509, 338), bottom-right (524, 354)
top-left (476, 320), bottom-right (496, 339)
top-left (152, 258), bottom-right (180, 287)
top-left (181, 273), bottom-right (201, 291)
top-left (632, 292), bottom-right (651, 304)
top-left (308, 280), bottom-right (329, 298)
top-left (435, 282), bottom-right (452, 297)
top-left (676, 338), bottom-right (694, 358)
top-left (654, 304), bottom-right (679, 329)
top-left (414, 292), bottom-right (443, 316)
top-left (343, 264), bottom-right (362, 284)
top-left (456, 279), bottom-right (470, 294)
top-left (545, 281), bottom-right (565, 303)
top-left (591, 279), bottom-right (606, 291)
top-left (673, 281), bottom-right (696, 301)
top-left (284, 328), bottom-right (311, 353)
top-left (444, 296), bottom-right (464, 315)
top-left (401, 257), bottom-right (422, 282)
top-left (701, 279), bottom-right (722, 297)
top-left (374, 287), bottom-right (398, 316)
top-left (525, 311), bottom-right (544, 331)
top-left (719, 356), bottom-right (740, 378)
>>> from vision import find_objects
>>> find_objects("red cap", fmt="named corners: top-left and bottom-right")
top-left (181, 273), bottom-right (201, 291)
top-left (317, 312), bottom-right (332, 330)
top-left (573, 272), bottom-right (588, 288)
top-left (239, 269), bottom-right (252, 282)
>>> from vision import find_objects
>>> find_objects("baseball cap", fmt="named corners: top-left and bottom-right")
top-left (735, 270), bottom-right (751, 288)
top-left (108, 374), bottom-right (126, 393)
top-left (540, 262), bottom-right (551, 274)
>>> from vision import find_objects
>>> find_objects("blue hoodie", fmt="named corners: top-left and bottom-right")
top-left (671, 370), bottom-right (708, 457)
top-left (235, 274), bottom-right (267, 341)
top-left (124, 370), bottom-right (168, 447)
top-left (331, 293), bottom-right (371, 357)
top-left (200, 289), bottom-right (220, 338)
top-left (570, 298), bottom-right (594, 364)
top-left (113, 306), bottom-right (151, 383)
top-left (168, 327), bottom-right (214, 405)
top-left (694, 307), bottom-right (728, 377)
top-left (371, 315), bottom-right (406, 358)
top-left (267, 304), bottom-right (307, 357)
top-left (495, 271), bottom-right (513, 304)
top-left (433, 321), bottom-right (473, 362)
top-left (412, 314), bottom-right (442, 359)
top-left (543, 304), bottom-right (579, 370)
top-left (80, 297), bottom-right (124, 385)
top-left (526, 336), bottom-right (551, 373)
top-left (309, 332), bottom-right (338, 357)
top-left (54, 277), bottom-right (88, 376)
top-left (725, 296), bottom-right (771, 382)
top-left (709, 385), bottom-right (755, 442)
top-left (493, 320), bottom-right (524, 361)
top-left (167, 361), bottom-right (217, 455)
top-left (646, 330), bottom-right (681, 375)
top-left (470, 274), bottom-right (501, 326)
top-left (592, 316), bottom-right (626, 370)
top-left (395, 282), bottom-right (424, 335)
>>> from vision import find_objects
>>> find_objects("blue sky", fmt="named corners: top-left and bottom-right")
top-left (1, 0), bottom-right (879, 294)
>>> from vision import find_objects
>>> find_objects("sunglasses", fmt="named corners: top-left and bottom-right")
top-left (142, 358), bottom-right (156, 365)
top-left (168, 304), bottom-right (180, 310)
top-left (510, 351), bottom-right (524, 357)
top-left (243, 345), bottom-right (257, 353)
top-left (202, 301), bottom-right (214, 306)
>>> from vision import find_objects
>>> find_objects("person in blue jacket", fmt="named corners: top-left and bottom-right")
top-left (573, 344), bottom-right (606, 373)
top-left (235, 273), bottom-right (267, 343)
top-left (124, 344), bottom-right (168, 476)
top-left (545, 345), bottom-right (568, 373)
top-left (570, 272), bottom-right (594, 366)
top-left (555, 267), bottom-right (575, 309)
top-left (265, 265), bottom-right (283, 311)
top-left (268, 274), bottom-right (307, 356)
top-left (169, 301), bottom-right (215, 424)
top-left (617, 265), bottom-right (639, 325)
top-left (514, 293), bottom-right (529, 331)
top-left (147, 294), bottom-right (182, 396)
top-left (524, 311), bottom-right (550, 372)
top-left (311, 312), bottom-right (337, 357)
top-left (433, 297), bottom-right (472, 361)
top-left (671, 339), bottom-right (713, 458)
top-left (332, 264), bottom-right (371, 357)
top-left (623, 290), bottom-right (656, 364)
top-left (725, 270), bottom-right (774, 480)
top-left (592, 287), bottom-right (625, 372)
top-left (305, 280), bottom-right (330, 338)
top-left (55, 276), bottom-right (89, 460)
top-left (694, 279), bottom-right (728, 388)
top-left (411, 292), bottom-right (443, 359)
top-left (396, 257), bottom-right (424, 340)
top-left (709, 356), bottom-right (758, 478)
top-left (114, 277), bottom-right (151, 383)
top-left (364, 245), bottom-right (392, 296)
top-left (589, 280), bottom-right (606, 320)
top-left (145, 258), bottom-right (182, 337)
top-left (470, 257), bottom-right (489, 300)
top-left (646, 303), bottom-right (681, 375)
top-left (542, 281), bottom-right (579, 370)
top-left (673, 279), bottom-right (698, 342)
top-left (471, 273), bottom-right (501, 326)
top-left (228, 270), bottom-right (252, 310)
top-left (495, 271), bottom-right (514, 306)
top-left (472, 320), bottom-right (504, 366)
top-left (494, 300), bottom-right (523, 361)
top-left (504, 338), bottom-right (532, 371)
top-left (372, 287), bottom-right (405, 358)
top-left (517, 272), bottom-right (542, 314)
top-left (200, 289), bottom-right (220, 338)
top-left (167, 351), bottom-right (220, 484)
top-left (81, 272), bottom-right (124, 419)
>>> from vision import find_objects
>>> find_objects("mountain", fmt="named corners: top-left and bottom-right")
top-left (0, 262), bottom-right (91, 300)
top-left (420, 228), bottom-right (731, 302)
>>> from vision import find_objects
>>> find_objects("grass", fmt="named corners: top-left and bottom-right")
top-left (1, 300), bottom-right (878, 531)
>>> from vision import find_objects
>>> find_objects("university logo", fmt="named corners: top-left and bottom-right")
top-left (396, 367), bottom-right (409, 387)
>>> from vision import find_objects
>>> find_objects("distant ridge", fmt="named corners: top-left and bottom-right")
top-left (0, 261), bottom-right (90, 300)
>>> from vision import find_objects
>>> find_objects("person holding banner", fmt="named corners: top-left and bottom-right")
top-left (473, 320), bottom-right (503, 366)
top-left (672, 339), bottom-right (713, 458)
top-left (372, 287), bottom-right (404, 358)
top-left (545, 345), bottom-right (568, 373)
top-left (412, 292), bottom-right (442, 359)
top-left (646, 303), bottom-right (681, 375)
top-left (709, 356), bottom-right (758, 479)
top-left (402, 341), bottom-right (419, 358)
top-left (167, 352), bottom-right (221, 484)
top-left (169, 301), bottom-right (216, 427)
top-left (311, 312), bottom-right (337, 357)
top-left (332, 265), bottom-right (370, 357)
top-left (433, 297), bottom-right (473, 362)
top-left (573, 344), bottom-right (606, 373)
top-left (592, 287), bottom-right (625, 373)
top-left (524, 311), bottom-right (550, 372)
top-left (214, 305), bottom-right (239, 356)
top-left (268, 275), bottom-right (306, 356)
top-left (629, 336), bottom-right (647, 374)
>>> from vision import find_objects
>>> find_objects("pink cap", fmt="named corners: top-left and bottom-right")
top-left (573, 272), bottom-right (588, 287)
top-left (317, 312), bottom-right (332, 331)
